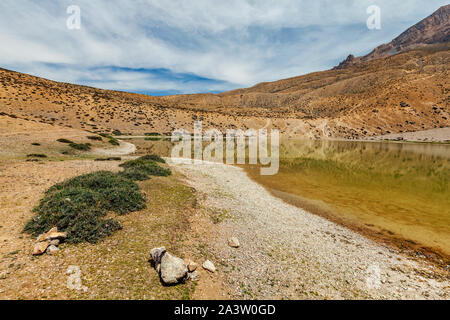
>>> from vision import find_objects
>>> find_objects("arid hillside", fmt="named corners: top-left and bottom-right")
top-left (0, 6), bottom-right (448, 139)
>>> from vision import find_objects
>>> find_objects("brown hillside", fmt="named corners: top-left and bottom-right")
top-left (0, 43), bottom-right (448, 139)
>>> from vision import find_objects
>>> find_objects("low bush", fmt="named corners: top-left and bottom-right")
top-left (108, 137), bottom-right (120, 146)
top-left (94, 157), bottom-right (122, 161)
top-left (120, 157), bottom-right (171, 177)
top-left (118, 168), bottom-right (151, 181)
top-left (139, 154), bottom-right (166, 163)
top-left (24, 171), bottom-right (146, 243)
top-left (57, 138), bottom-right (74, 144)
top-left (145, 137), bottom-right (161, 141)
top-left (27, 154), bottom-right (47, 158)
top-left (87, 135), bottom-right (102, 141)
top-left (31, 142), bottom-right (41, 146)
top-left (69, 142), bottom-right (92, 151)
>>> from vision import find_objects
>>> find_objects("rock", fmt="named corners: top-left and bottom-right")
top-left (46, 245), bottom-right (59, 255)
top-left (188, 270), bottom-right (200, 281)
top-left (160, 253), bottom-right (188, 285)
top-left (202, 260), bottom-right (216, 273)
top-left (184, 259), bottom-right (198, 272)
top-left (33, 241), bottom-right (50, 255)
top-left (36, 227), bottom-right (67, 242)
top-left (50, 239), bottom-right (60, 246)
top-left (150, 247), bottom-right (167, 266)
top-left (228, 237), bottom-right (240, 248)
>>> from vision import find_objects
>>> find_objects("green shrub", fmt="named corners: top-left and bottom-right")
top-left (145, 137), bottom-right (161, 141)
top-left (118, 168), bottom-right (151, 181)
top-left (87, 135), bottom-right (102, 141)
top-left (57, 138), bottom-right (74, 144)
top-left (27, 154), bottom-right (47, 158)
top-left (120, 158), bottom-right (171, 177)
top-left (108, 137), bottom-right (120, 146)
top-left (69, 142), bottom-right (92, 151)
top-left (24, 171), bottom-right (146, 243)
top-left (139, 154), bottom-right (166, 163)
top-left (94, 157), bottom-right (122, 161)
top-left (112, 130), bottom-right (122, 136)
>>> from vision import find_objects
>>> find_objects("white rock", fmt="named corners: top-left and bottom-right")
top-left (160, 253), bottom-right (188, 285)
top-left (46, 245), bottom-right (59, 255)
top-left (228, 237), bottom-right (240, 248)
top-left (202, 260), bottom-right (216, 273)
top-left (150, 247), bottom-right (166, 265)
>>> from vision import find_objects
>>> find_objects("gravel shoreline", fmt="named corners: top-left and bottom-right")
top-left (171, 159), bottom-right (449, 299)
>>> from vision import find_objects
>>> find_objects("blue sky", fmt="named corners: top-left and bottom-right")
top-left (0, 0), bottom-right (447, 96)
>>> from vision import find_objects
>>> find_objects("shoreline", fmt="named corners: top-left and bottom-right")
top-left (254, 186), bottom-right (450, 269)
top-left (170, 159), bottom-right (449, 299)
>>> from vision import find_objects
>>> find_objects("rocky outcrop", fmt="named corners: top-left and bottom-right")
top-left (336, 5), bottom-right (449, 69)
top-left (32, 227), bottom-right (66, 256)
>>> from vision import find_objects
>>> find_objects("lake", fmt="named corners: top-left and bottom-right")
top-left (129, 137), bottom-right (450, 259)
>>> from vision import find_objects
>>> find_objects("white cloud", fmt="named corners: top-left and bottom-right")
top-left (0, 0), bottom-right (447, 93)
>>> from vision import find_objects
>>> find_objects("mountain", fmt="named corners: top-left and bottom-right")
top-left (0, 7), bottom-right (448, 140)
top-left (335, 4), bottom-right (450, 69)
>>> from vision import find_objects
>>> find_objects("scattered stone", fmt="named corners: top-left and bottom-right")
top-left (228, 237), bottom-right (240, 248)
top-left (46, 245), bottom-right (59, 255)
top-left (36, 227), bottom-right (67, 242)
top-left (33, 241), bottom-right (50, 256)
top-left (202, 260), bottom-right (216, 273)
top-left (188, 270), bottom-right (200, 281)
top-left (160, 253), bottom-right (188, 285)
top-left (33, 227), bottom-right (66, 256)
top-left (184, 259), bottom-right (198, 272)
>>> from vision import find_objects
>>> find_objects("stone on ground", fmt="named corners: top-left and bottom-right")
top-left (160, 253), bottom-right (188, 285)
top-left (202, 260), bottom-right (216, 273)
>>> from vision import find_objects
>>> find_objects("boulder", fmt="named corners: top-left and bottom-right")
top-left (202, 260), bottom-right (216, 273)
top-left (150, 247), bottom-right (167, 266)
top-left (228, 237), bottom-right (240, 248)
top-left (160, 253), bottom-right (188, 285)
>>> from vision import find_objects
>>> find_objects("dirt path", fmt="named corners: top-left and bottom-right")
top-left (171, 159), bottom-right (449, 300)
top-left (91, 141), bottom-right (136, 156)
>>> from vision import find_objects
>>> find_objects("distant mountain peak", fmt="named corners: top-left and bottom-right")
top-left (335, 4), bottom-right (449, 69)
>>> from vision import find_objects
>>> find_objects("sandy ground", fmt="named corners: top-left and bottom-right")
top-left (92, 141), bottom-right (137, 156)
top-left (171, 159), bottom-right (449, 299)
top-left (368, 127), bottom-right (450, 142)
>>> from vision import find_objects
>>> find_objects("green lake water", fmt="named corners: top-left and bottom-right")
top-left (131, 138), bottom-right (450, 257)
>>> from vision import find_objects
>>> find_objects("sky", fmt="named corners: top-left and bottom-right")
top-left (0, 0), bottom-right (447, 96)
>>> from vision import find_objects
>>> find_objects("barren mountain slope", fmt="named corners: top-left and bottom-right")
top-left (0, 43), bottom-right (448, 139)
top-left (335, 4), bottom-right (450, 69)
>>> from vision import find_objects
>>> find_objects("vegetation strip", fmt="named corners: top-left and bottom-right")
top-left (24, 155), bottom-right (171, 244)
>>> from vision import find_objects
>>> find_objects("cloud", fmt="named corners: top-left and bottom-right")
top-left (0, 0), bottom-right (447, 95)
